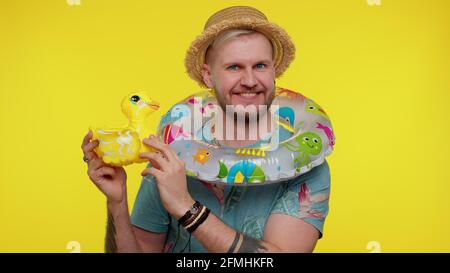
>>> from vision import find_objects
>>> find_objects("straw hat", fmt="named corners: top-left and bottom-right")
top-left (185, 6), bottom-right (296, 87)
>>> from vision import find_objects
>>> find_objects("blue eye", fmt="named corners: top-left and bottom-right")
top-left (227, 65), bottom-right (238, 71)
top-left (256, 63), bottom-right (266, 69)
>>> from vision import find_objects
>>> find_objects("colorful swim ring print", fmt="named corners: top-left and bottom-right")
top-left (157, 87), bottom-right (335, 186)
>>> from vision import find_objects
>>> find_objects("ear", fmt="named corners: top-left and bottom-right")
top-left (201, 63), bottom-right (214, 89)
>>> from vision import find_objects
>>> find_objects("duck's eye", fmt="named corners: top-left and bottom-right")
top-left (313, 138), bottom-right (318, 143)
top-left (309, 106), bottom-right (315, 110)
top-left (130, 95), bottom-right (140, 104)
top-left (303, 137), bottom-right (309, 141)
top-left (285, 117), bottom-right (290, 123)
top-left (206, 152), bottom-right (211, 156)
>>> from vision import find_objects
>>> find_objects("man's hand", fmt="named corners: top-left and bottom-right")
top-left (81, 130), bottom-right (127, 204)
top-left (139, 135), bottom-right (195, 218)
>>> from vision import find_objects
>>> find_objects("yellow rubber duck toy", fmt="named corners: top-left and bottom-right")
top-left (90, 92), bottom-right (160, 166)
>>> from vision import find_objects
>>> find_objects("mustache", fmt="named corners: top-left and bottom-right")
top-left (219, 95), bottom-right (276, 123)
top-left (231, 87), bottom-right (264, 94)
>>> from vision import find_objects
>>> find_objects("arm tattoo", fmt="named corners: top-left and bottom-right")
top-left (104, 212), bottom-right (117, 253)
top-left (237, 234), bottom-right (268, 253)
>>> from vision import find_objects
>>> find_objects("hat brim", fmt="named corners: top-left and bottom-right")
top-left (185, 18), bottom-right (296, 87)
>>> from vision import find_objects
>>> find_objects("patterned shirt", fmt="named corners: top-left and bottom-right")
top-left (130, 160), bottom-right (331, 253)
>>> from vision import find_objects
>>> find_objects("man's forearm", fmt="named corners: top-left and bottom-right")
top-left (105, 211), bottom-right (117, 253)
top-left (190, 212), bottom-right (281, 253)
top-left (105, 201), bottom-right (141, 253)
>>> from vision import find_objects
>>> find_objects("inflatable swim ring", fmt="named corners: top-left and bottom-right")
top-left (157, 87), bottom-right (335, 186)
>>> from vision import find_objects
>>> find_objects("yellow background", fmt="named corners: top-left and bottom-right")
top-left (1, 0), bottom-right (449, 252)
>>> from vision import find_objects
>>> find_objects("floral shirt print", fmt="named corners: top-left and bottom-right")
top-left (130, 160), bottom-right (331, 253)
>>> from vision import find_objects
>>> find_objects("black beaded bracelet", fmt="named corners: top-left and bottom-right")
top-left (178, 201), bottom-right (201, 226)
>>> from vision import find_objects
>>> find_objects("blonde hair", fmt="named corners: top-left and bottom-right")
top-left (211, 29), bottom-right (256, 49)
top-left (205, 29), bottom-right (274, 64)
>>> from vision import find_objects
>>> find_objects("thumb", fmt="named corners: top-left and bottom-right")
top-left (113, 166), bottom-right (126, 176)
top-left (99, 165), bottom-right (115, 174)
top-left (93, 167), bottom-right (115, 184)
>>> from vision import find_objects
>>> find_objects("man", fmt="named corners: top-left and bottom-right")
top-left (81, 6), bottom-right (331, 253)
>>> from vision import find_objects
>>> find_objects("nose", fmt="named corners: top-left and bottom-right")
top-left (240, 68), bottom-right (257, 89)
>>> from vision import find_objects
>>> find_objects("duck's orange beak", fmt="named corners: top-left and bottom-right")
top-left (148, 101), bottom-right (160, 110)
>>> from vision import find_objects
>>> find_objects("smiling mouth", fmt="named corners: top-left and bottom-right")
top-left (239, 92), bottom-right (257, 97)
top-left (233, 91), bottom-right (263, 98)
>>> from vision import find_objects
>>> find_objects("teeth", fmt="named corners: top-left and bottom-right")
top-left (239, 92), bottom-right (257, 97)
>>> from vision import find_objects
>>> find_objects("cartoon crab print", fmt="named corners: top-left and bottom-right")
top-left (282, 132), bottom-right (323, 171)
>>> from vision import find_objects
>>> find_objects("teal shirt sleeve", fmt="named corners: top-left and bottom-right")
top-left (271, 161), bottom-right (331, 238)
top-left (130, 163), bottom-right (170, 233)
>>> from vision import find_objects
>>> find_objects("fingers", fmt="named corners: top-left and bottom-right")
top-left (81, 130), bottom-right (93, 148)
top-left (141, 166), bottom-right (163, 178)
top-left (89, 166), bottom-right (115, 184)
top-left (139, 151), bottom-right (169, 171)
top-left (88, 157), bottom-right (103, 171)
top-left (142, 135), bottom-right (177, 163)
top-left (83, 139), bottom-right (99, 155)
top-left (148, 158), bottom-right (162, 170)
top-left (97, 167), bottom-right (115, 177)
top-left (81, 130), bottom-right (99, 161)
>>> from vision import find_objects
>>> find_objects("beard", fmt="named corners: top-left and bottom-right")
top-left (214, 86), bottom-right (276, 124)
